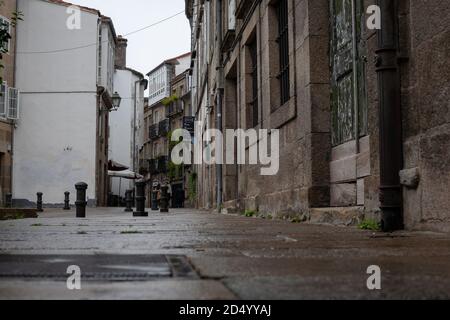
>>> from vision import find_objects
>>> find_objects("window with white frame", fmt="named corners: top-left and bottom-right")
top-left (0, 16), bottom-right (11, 53)
top-left (0, 83), bottom-right (19, 119)
top-left (7, 87), bottom-right (19, 120)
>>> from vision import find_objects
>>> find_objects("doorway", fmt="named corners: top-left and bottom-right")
top-left (329, 0), bottom-right (369, 207)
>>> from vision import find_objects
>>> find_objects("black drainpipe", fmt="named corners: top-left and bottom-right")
top-left (375, 0), bottom-right (403, 231)
top-left (216, 0), bottom-right (224, 211)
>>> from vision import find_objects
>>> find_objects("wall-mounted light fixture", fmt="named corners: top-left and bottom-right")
top-left (111, 91), bottom-right (122, 112)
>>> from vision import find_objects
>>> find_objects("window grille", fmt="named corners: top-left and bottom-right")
top-left (276, 0), bottom-right (290, 105)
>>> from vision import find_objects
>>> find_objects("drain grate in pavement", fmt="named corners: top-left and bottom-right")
top-left (0, 255), bottom-right (198, 281)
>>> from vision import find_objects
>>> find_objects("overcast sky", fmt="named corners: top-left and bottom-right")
top-left (69, 0), bottom-right (191, 76)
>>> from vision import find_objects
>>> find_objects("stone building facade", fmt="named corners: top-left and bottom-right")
top-left (140, 53), bottom-right (191, 206)
top-left (186, 0), bottom-right (450, 232)
top-left (0, 0), bottom-right (18, 206)
top-left (168, 69), bottom-right (193, 208)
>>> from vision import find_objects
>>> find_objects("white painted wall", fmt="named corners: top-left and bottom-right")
top-left (110, 69), bottom-right (146, 197)
top-left (110, 70), bottom-right (134, 197)
top-left (175, 55), bottom-right (191, 76)
top-left (13, 0), bottom-right (99, 203)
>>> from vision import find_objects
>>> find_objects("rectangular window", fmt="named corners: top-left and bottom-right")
top-left (107, 37), bottom-right (114, 92)
top-left (0, 83), bottom-right (7, 116)
top-left (249, 39), bottom-right (258, 128)
top-left (276, 0), bottom-right (290, 105)
top-left (228, 0), bottom-right (236, 30)
top-left (0, 16), bottom-right (11, 53)
top-left (7, 87), bottom-right (19, 120)
top-left (97, 27), bottom-right (102, 84)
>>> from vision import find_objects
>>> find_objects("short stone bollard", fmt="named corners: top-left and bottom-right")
top-left (5, 193), bottom-right (12, 208)
top-left (133, 181), bottom-right (148, 217)
top-left (36, 192), bottom-right (44, 212)
top-left (160, 185), bottom-right (169, 213)
top-left (64, 192), bottom-right (71, 210)
top-left (124, 189), bottom-right (133, 212)
top-left (75, 182), bottom-right (88, 218)
top-left (151, 189), bottom-right (159, 211)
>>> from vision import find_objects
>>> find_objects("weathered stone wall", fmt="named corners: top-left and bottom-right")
top-left (222, 0), bottom-right (332, 218)
top-left (191, 0), bottom-right (450, 231)
top-left (400, 0), bottom-right (450, 232)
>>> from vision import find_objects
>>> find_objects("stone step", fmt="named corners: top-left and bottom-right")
top-left (308, 207), bottom-right (365, 226)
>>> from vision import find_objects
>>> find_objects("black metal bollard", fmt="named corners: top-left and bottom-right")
top-left (133, 181), bottom-right (148, 217)
top-left (75, 182), bottom-right (88, 218)
top-left (64, 192), bottom-right (71, 210)
top-left (160, 185), bottom-right (169, 213)
top-left (124, 189), bottom-right (133, 212)
top-left (36, 192), bottom-right (44, 212)
top-left (5, 193), bottom-right (12, 208)
top-left (151, 189), bottom-right (159, 211)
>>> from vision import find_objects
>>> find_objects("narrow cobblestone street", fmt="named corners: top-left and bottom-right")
top-left (1, 208), bottom-right (450, 299)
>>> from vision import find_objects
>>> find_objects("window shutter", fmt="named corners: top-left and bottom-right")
top-left (7, 87), bottom-right (19, 120)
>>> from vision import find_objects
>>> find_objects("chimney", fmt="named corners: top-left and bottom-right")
top-left (115, 35), bottom-right (128, 68)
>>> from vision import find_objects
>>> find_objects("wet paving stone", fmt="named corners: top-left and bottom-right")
top-left (0, 255), bottom-right (197, 281)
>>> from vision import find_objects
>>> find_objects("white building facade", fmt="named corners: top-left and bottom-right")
top-left (110, 67), bottom-right (146, 198)
top-left (13, 0), bottom-right (117, 206)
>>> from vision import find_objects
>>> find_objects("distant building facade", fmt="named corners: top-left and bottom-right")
top-left (139, 53), bottom-right (191, 206)
top-left (110, 36), bottom-right (147, 201)
top-left (168, 69), bottom-right (193, 208)
top-left (186, 0), bottom-right (450, 232)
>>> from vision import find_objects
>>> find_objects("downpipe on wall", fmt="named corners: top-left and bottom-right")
top-left (375, 0), bottom-right (404, 232)
top-left (216, 0), bottom-right (224, 211)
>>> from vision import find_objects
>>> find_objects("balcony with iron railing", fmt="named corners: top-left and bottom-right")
top-left (149, 123), bottom-right (159, 140)
top-left (167, 100), bottom-right (184, 117)
top-left (149, 118), bottom-right (170, 140)
top-left (158, 118), bottom-right (170, 137)
top-left (148, 156), bottom-right (169, 174)
top-left (183, 116), bottom-right (195, 135)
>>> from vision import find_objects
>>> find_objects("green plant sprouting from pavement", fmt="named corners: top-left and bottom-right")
top-left (291, 217), bottom-right (303, 223)
top-left (244, 210), bottom-right (257, 217)
top-left (0, 213), bottom-right (24, 221)
top-left (358, 219), bottom-right (381, 231)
